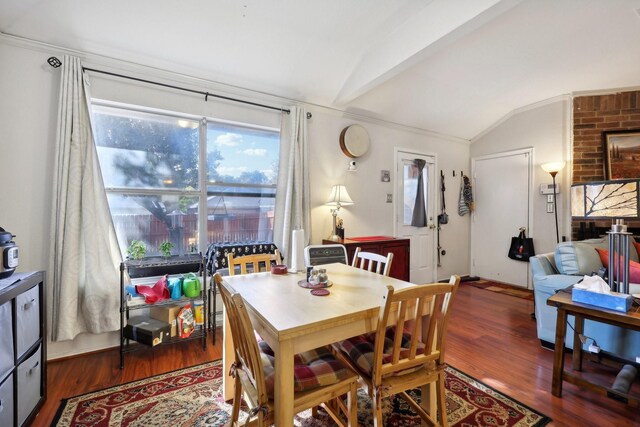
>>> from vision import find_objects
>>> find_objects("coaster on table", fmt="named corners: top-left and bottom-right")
top-left (311, 288), bottom-right (330, 296)
top-left (298, 280), bottom-right (333, 289)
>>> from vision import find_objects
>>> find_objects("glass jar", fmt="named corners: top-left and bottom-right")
top-left (309, 269), bottom-right (319, 284)
top-left (318, 268), bottom-right (329, 284)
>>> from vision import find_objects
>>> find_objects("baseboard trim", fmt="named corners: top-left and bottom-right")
top-left (48, 344), bottom-right (120, 363)
top-left (540, 339), bottom-right (574, 353)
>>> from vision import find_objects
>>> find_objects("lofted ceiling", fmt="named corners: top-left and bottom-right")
top-left (2, 0), bottom-right (640, 140)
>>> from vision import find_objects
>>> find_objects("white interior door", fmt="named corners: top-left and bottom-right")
top-left (471, 149), bottom-right (532, 288)
top-left (395, 149), bottom-right (437, 283)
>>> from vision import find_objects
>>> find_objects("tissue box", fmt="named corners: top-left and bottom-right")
top-left (572, 288), bottom-right (632, 313)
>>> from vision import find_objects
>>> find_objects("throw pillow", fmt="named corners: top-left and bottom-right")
top-left (594, 248), bottom-right (640, 284)
top-left (554, 241), bottom-right (606, 275)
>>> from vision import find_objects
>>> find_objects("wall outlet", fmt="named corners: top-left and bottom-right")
top-left (386, 194), bottom-right (392, 203)
top-left (547, 203), bottom-right (554, 213)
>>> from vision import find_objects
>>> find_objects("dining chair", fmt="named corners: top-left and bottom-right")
top-left (335, 275), bottom-right (461, 427)
top-left (227, 250), bottom-right (282, 276)
top-left (351, 247), bottom-right (394, 276)
top-left (215, 275), bottom-right (359, 427)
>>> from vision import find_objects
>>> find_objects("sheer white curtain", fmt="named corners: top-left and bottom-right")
top-left (49, 56), bottom-right (122, 341)
top-left (273, 106), bottom-right (310, 264)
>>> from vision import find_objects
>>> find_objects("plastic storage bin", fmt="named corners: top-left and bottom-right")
top-left (16, 286), bottom-right (40, 359)
top-left (17, 345), bottom-right (42, 426)
top-left (0, 301), bottom-right (13, 380)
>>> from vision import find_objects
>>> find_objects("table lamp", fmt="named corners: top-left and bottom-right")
top-left (571, 179), bottom-right (639, 293)
top-left (326, 185), bottom-right (353, 241)
top-left (541, 161), bottom-right (566, 243)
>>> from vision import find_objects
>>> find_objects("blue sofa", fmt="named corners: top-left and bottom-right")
top-left (531, 238), bottom-right (640, 361)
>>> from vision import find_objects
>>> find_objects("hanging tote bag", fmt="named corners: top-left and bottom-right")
top-left (508, 228), bottom-right (535, 262)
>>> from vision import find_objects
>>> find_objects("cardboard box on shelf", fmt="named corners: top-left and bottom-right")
top-left (123, 316), bottom-right (171, 346)
top-left (149, 304), bottom-right (183, 337)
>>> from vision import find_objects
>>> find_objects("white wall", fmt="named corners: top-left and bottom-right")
top-left (470, 98), bottom-right (571, 256)
top-left (306, 110), bottom-right (471, 282)
top-left (0, 38), bottom-right (472, 359)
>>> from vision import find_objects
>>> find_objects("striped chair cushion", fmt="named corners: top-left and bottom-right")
top-left (258, 338), bottom-right (351, 397)
top-left (336, 326), bottom-right (425, 375)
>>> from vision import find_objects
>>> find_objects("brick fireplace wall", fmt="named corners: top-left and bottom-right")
top-left (572, 90), bottom-right (640, 239)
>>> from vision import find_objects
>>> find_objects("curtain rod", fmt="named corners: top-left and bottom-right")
top-left (47, 56), bottom-right (294, 115)
top-left (84, 66), bottom-right (291, 114)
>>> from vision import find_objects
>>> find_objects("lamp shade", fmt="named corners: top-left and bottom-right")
top-left (541, 161), bottom-right (566, 174)
top-left (571, 180), bottom-right (639, 219)
top-left (326, 185), bottom-right (354, 206)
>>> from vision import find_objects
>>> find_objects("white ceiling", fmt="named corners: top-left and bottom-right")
top-left (2, 0), bottom-right (640, 140)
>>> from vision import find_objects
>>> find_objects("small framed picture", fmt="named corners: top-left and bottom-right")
top-left (603, 129), bottom-right (640, 179)
top-left (381, 170), bottom-right (390, 182)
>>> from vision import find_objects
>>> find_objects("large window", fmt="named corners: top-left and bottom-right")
top-left (92, 103), bottom-right (280, 257)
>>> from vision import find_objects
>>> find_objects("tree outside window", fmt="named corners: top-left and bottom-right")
top-left (93, 104), bottom-right (279, 257)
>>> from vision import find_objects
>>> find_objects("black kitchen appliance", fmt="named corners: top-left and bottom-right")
top-left (0, 227), bottom-right (19, 279)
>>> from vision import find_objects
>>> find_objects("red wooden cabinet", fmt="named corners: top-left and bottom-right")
top-left (323, 236), bottom-right (410, 281)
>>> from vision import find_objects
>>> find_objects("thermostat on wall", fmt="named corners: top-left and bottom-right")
top-left (540, 183), bottom-right (560, 195)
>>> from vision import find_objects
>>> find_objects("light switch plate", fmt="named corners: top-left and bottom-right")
top-left (547, 203), bottom-right (554, 213)
top-left (547, 195), bottom-right (553, 203)
top-left (386, 194), bottom-right (393, 203)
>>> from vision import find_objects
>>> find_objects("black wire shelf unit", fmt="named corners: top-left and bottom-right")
top-left (119, 253), bottom-right (208, 369)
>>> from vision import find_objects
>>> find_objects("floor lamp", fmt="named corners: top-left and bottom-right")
top-left (571, 180), bottom-right (639, 293)
top-left (542, 162), bottom-right (565, 244)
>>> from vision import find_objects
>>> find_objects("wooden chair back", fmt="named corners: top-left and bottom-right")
top-left (351, 247), bottom-right (393, 276)
top-left (227, 249), bottom-right (282, 276)
top-left (373, 275), bottom-right (459, 382)
top-left (215, 275), bottom-right (269, 420)
top-left (368, 275), bottom-right (460, 426)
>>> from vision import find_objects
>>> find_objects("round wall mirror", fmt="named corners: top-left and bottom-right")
top-left (339, 124), bottom-right (370, 158)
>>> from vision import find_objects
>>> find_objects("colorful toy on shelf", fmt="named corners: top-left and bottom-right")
top-left (182, 272), bottom-right (201, 298)
top-left (168, 276), bottom-right (183, 300)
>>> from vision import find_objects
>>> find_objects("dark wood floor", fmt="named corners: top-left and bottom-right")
top-left (33, 283), bottom-right (639, 426)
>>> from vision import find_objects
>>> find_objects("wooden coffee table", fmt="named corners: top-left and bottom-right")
top-left (547, 291), bottom-right (640, 407)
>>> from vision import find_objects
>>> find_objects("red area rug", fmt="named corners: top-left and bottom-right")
top-left (52, 360), bottom-right (549, 426)
top-left (464, 279), bottom-right (534, 301)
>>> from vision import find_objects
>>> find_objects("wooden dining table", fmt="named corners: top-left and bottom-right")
top-left (220, 262), bottom-right (422, 427)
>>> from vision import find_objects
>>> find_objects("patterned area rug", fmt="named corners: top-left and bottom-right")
top-left (52, 360), bottom-right (550, 427)
top-left (464, 279), bottom-right (534, 301)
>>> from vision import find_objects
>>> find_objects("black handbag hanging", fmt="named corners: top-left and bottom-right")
top-left (508, 227), bottom-right (535, 262)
